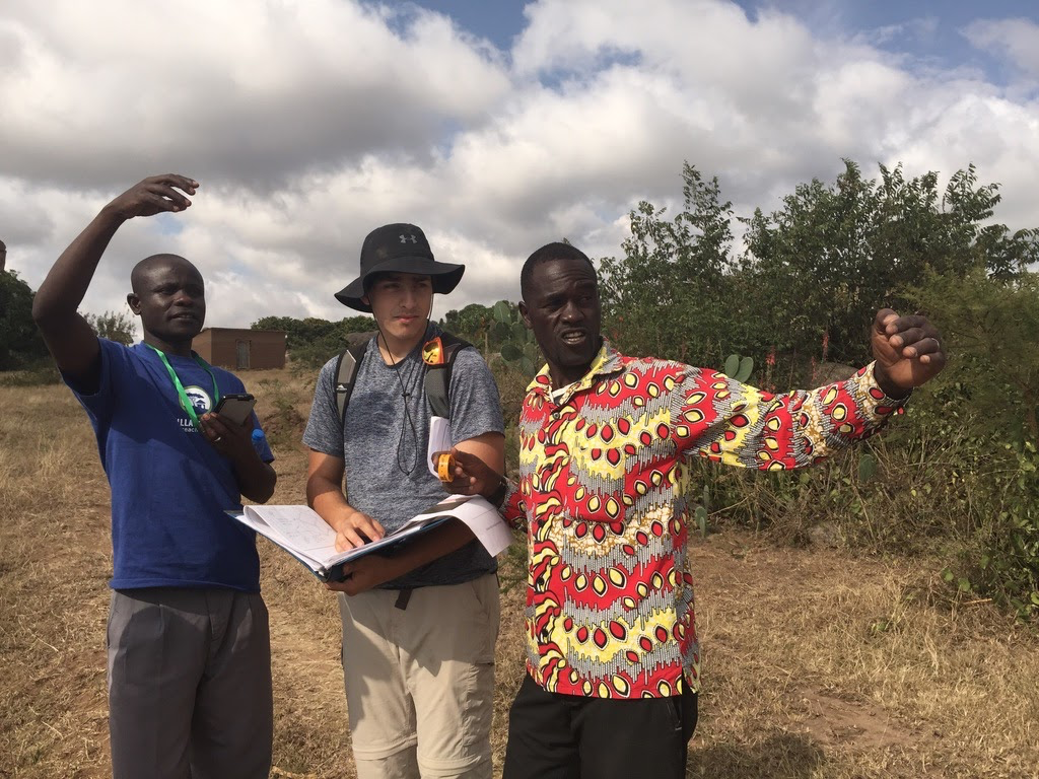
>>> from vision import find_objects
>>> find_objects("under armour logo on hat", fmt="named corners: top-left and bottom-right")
top-left (334, 222), bottom-right (465, 312)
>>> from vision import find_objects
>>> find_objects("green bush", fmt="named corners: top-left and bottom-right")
top-left (591, 160), bottom-right (1039, 619)
top-left (0, 270), bottom-right (49, 370)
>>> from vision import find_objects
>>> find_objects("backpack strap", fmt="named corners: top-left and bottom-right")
top-left (334, 332), bottom-right (473, 423)
top-left (421, 332), bottom-right (473, 419)
top-left (333, 340), bottom-right (369, 424)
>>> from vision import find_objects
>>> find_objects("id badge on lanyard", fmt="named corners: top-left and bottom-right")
top-left (146, 345), bottom-right (221, 430)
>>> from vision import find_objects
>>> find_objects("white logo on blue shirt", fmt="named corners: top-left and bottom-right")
top-left (184, 385), bottom-right (213, 415)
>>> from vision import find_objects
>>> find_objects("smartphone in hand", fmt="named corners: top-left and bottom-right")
top-left (214, 393), bottom-right (256, 426)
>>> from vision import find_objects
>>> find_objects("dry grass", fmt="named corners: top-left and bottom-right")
top-left (1, 370), bottom-right (1037, 778)
top-left (691, 539), bottom-right (1039, 778)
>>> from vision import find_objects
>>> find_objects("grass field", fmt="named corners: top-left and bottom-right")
top-left (1, 370), bottom-right (1037, 778)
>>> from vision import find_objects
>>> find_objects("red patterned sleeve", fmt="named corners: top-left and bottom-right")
top-left (670, 361), bottom-right (908, 470)
top-left (499, 481), bottom-right (527, 530)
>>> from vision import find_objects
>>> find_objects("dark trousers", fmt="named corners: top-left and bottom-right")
top-left (107, 589), bottom-right (273, 779)
top-left (502, 674), bottom-right (698, 779)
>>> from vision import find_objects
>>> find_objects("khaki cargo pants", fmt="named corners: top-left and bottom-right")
top-left (338, 574), bottom-right (500, 779)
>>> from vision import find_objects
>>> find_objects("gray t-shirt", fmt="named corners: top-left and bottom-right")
top-left (303, 328), bottom-right (504, 588)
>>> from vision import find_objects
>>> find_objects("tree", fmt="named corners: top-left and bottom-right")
top-left (910, 267), bottom-right (1039, 447)
top-left (598, 163), bottom-right (738, 364)
top-left (906, 267), bottom-right (1039, 616)
top-left (442, 303), bottom-right (495, 352)
top-left (251, 314), bottom-right (376, 368)
top-left (86, 310), bottom-right (136, 345)
top-left (742, 161), bottom-right (1028, 366)
top-left (441, 300), bottom-right (531, 361)
top-left (490, 300), bottom-right (539, 376)
top-left (0, 270), bottom-right (48, 369)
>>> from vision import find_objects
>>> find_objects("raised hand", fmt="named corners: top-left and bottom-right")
top-left (106, 174), bottom-right (198, 221)
top-left (871, 308), bottom-right (947, 396)
top-left (32, 173), bottom-right (199, 382)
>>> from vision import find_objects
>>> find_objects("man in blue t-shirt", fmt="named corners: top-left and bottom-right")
top-left (32, 174), bottom-right (278, 779)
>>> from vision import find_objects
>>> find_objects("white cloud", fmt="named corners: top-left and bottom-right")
top-left (3, 0), bottom-right (1038, 336)
top-left (964, 17), bottom-right (1039, 79)
top-left (0, 0), bottom-right (510, 189)
top-left (862, 16), bottom-right (939, 49)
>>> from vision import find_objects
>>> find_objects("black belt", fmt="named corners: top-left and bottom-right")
top-left (394, 588), bottom-right (413, 610)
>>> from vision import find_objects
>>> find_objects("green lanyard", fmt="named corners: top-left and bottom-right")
top-left (146, 344), bottom-right (221, 430)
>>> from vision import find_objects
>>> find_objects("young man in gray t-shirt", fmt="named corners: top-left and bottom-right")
top-left (303, 223), bottom-right (505, 779)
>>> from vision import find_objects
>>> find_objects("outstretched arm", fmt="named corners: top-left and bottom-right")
top-left (677, 308), bottom-right (948, 472)
top-left (32, 175), bottom-right (197, 383)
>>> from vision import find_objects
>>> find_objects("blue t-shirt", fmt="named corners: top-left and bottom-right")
top-left (65, 339), bottom-right (274, 592)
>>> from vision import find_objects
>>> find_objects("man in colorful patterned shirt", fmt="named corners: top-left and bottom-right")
top-left (445, 242), bottom-right (946, 779)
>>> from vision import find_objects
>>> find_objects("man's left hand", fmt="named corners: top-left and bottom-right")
top-left (325, 554), bottom-right (397, 595)
top-left (199, 412), bottom-right (255, 461)
top-left (871, 308), bottom-right (947, 397)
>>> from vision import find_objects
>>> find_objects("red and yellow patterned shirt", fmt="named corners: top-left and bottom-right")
top-left (501, 341), bottom-right (906, 699)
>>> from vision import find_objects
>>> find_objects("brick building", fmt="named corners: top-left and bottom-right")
top-left (192, 328), bottom-right (286, 370)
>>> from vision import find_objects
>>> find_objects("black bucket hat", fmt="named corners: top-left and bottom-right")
top-left (334, 223), bottom-right (464, 312)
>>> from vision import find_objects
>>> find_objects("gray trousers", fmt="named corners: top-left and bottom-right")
top-left (107, 588), bottom-right (273, 779)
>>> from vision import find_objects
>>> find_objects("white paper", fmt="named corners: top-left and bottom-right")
top-left (412, 494), bottom-right (514, 557)
top-left (228, 493), bottom-right (514, 577)
top-left (232, 505), bottom-right (447, 572)
top-left (242, 505), bottom-right (337, 559)
top-left (427, 416), bottom-right (452, 477)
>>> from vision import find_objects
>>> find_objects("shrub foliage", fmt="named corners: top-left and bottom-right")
top-left (596, 161), bottom-right (1039, 618)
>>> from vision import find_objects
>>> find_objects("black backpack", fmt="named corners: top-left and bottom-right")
top-left (332, 332), bottom-right (473, 422)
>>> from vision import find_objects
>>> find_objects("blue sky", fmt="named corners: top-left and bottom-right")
top-left (412, 0), bottom-right (528, 48)
top-left (760, 0), bottom-right (1036, 84)
top-left (425, 0), bottom-right (1036, 84)
top-left (2, 0), bottom-right (1037, 330)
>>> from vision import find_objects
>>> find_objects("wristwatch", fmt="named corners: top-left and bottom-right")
top-left (488, 475), bottom-right (509, 508)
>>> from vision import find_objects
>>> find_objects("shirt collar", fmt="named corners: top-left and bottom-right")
top-left (526, 339), bottom-right (625, 404)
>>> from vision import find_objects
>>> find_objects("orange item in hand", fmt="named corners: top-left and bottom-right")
top-left (436, 453), bottom-right (455, 482)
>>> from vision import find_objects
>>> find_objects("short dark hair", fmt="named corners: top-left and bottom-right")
top-left (520, 242), bottom-right (596, 301)
top-left (129, 254), bottom-right (202, 295)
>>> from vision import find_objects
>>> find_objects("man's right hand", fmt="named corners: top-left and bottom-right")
top-left (331, 509), bottom-right (386, 552)
top-left (307, 451), bottom-right (386, 553)
top-left (435, 448), bottom-right (504, 500)
top-left (32, 173), bottom-right (198, 384)
top-left (104, 174), bottom-right (197, 221)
